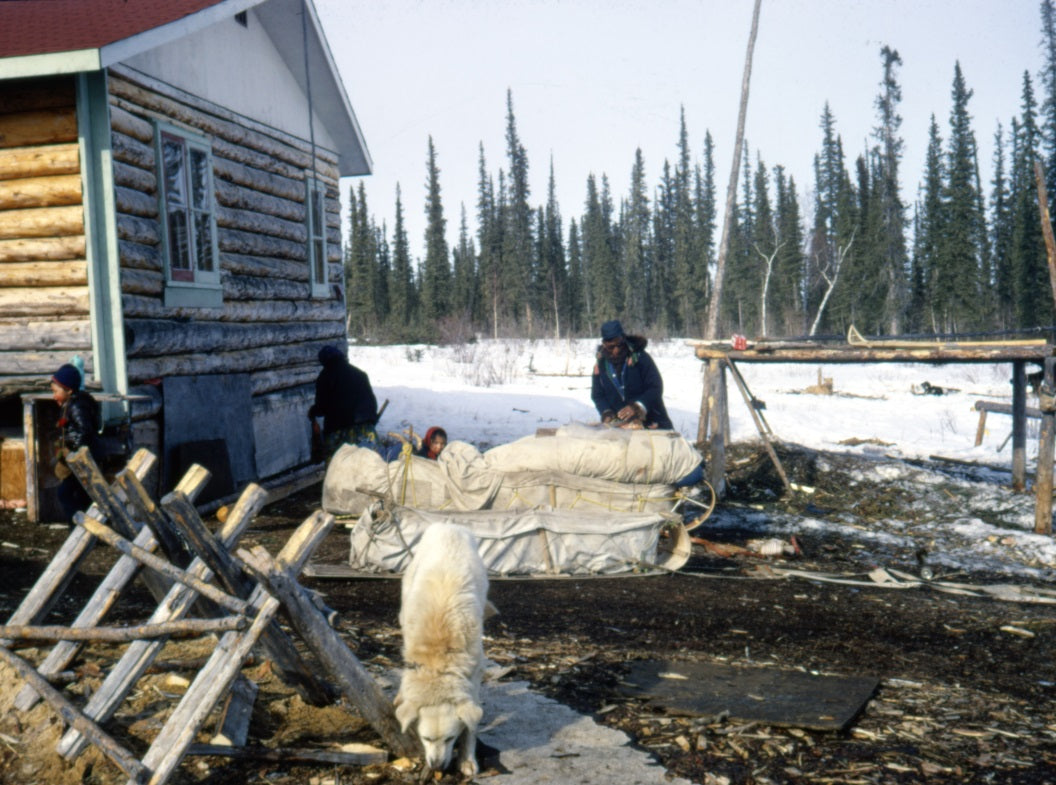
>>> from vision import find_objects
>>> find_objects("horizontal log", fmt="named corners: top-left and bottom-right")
top-left (0, 260), bottom-right (87, 287)
top-left (116, 212), bottom-right (159, 245)
top-left (250, 364), bottom-right (319, 396)
top-left (126, 318), bottom-right (343, 357)
top-left (2, 77), bottom-right (75, 113)
top-left (0, 286), bottom-right (89, 319)
top-left (0, 318), bottom-right (91, 349)
top-left (693, 345), bottom-right (1056, 363)
top-left (0, 108), bottom-right (78, 149)
top-left (108, 102), bottom-right (154, 144)
top-left (215, 178), bottom-right (305, 224)
top-left (126, 338), bottom-right (337, 380)
top-left (0, 616), bottom-right (246, 643)
top-left (974, 400), bottom-right (1043, 418)
top-left (0, 173), bottom-right (81, 210)
top-left (216, 204), bottom-right (307, 245)
top-left (120, 266), bottom-right (163, 296)
top-left (0, 235), bottom-right (84, 262)
top-left (0, 348), bottom-right (94, 376)
top-left (218, 226), bottom-right (305, 261)
top-left (212, 155), bottom-right (305, 203)
top-left (0, 204), bottom-right (83, 239)
top-left (222, 251), bottom-right (308, 282)
top-left (119, 239), bottom-right (161, 271)
top-left (122, 292), bottom-right (344, 323)
top-left (115, 184), bottom-right (157, 218)
top-left (110, 128), bottom-right (154, 170)
top-left (0, 143), bottom-right (80, 181)
top-left (112, 160), bottom-right (156, 194)
top-left (0, 374), bottom-right (50, 398)
top-left (108, 70), bottom-right (339, 175)
top-left (185, 744), bottom-right (387, 766)
top-left (222, 270), bottom-right (310, 301)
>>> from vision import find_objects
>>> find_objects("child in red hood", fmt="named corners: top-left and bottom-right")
top-left (417, 426), bottom-right (448, 460)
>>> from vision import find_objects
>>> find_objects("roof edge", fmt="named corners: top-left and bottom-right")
top-left (0, 48), bottom-right (101, 79)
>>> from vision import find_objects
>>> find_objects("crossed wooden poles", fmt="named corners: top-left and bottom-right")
top-left (0, 447), bottom-right (414, 785)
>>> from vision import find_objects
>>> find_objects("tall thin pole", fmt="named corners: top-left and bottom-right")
top-left (705, 0), bottom-right (762, 340)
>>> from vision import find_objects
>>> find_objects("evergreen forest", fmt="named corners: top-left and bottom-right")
top-left (344, 1), bottom-right (1056, 344)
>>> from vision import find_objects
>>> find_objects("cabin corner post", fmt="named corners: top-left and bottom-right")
top-left (1034, 357), bottom-right (1056, 535)
top-left (76, 70), bottom-right (128, 418)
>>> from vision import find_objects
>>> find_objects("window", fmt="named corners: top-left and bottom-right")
top-left (155, 123), bottom-right (220, 307)
top-left (306, 175), bottom-right (329, 297)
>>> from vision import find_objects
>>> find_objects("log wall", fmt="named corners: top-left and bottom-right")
top-left (107, 65), bottom-right (347, 479)
top-left (0, 76), bottom-right (90, 400)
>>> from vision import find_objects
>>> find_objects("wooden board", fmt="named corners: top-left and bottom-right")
top-left (621, 660), bottom-right (878, 731)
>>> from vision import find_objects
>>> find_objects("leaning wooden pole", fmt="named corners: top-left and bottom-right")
top-left (704, 0), bottom-right (762, 341)
top-left (1035, 357), bottom-right (1055, 535)
top-left (1033, 159), bottom-right (1056, 312)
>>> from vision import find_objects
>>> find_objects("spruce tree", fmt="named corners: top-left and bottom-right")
top-left (692, 132), bottom-right (717, 335)
top-left (772, 166), bottom-right (806, 334)
top-left (540, 159), bottom-right (567, 338)
top-left (345, 182), bottom-right (377, 337)
top-left (566, 219), bottom-right (586, 334)
top-left (1009, 71), bottom-right (1051, 327)
top-left (622, 149), bottom-right (650, 328)
top-left (420, 136), bottom-right (450, 326)
top-left (672, 108), bottom-right (697, 332)
top-left (990, 124), bottom-right (1015, 328)
top-left (912, 116), bottom-right (946, 333)
top-left (651, 162), bottom-right (676, 331)
top-left (388, 185), bottom-right (415, 337)
top-left (504, 90), bottom-right (535, 331)
top-left (476, 145), bottom-right (504, 337)
top-left (934, 63), bottom-right (987, 332)
top-left (583, 173), bottom-right (620, 323)
top-left (872, 45), bottom-right (909, 333)
top-left (451, 205), bottom-right (478, 326)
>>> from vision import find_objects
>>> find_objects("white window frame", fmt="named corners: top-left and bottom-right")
top-left (306, 174), bottom-right (329, 298)
top-left (155, 122), bottom-right (221, 307)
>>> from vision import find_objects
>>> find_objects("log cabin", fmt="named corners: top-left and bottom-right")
top-left (0, 0), bottom-right (371, 518)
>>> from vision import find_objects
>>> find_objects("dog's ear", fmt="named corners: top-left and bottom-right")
top-left (394, 698), bottom-right (417, 733)
top-left (456, 700), bottom-right (483, 729)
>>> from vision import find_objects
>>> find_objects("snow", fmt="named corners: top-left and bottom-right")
top-left (353, 338), bottom-right (1056, 583)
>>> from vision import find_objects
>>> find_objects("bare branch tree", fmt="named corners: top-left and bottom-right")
top-left (808, 231), bottom-right (855, 336)
top-left (753, 241), bottom-right (785, 336)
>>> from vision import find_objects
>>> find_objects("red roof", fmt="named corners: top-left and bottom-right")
top-left (0, 0), bottom-right (228, 59)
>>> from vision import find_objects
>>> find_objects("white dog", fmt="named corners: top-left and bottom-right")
top-left (394, 523), bottom-right (489, 777)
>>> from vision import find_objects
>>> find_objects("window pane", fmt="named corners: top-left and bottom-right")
top-left (190, 148), bottom-right (211, 209)
top-left (194, 211), bottom-right (214, 273)
top-left (313, 239), bottom-right (326, 282)
top-left (312, 188), bottom-right (324, 235)
top-left (168, 208), bottom-right (192, 280)
top-left (162, 137), bottom-right (186, 206)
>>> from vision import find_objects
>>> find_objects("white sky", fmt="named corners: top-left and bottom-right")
top-left (316, 0), bottom-right (1044, 256)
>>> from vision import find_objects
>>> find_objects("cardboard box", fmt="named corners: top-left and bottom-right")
top-left (0, 438), bottom-right (26, 501)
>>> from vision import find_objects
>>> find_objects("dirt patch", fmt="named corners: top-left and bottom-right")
top-left (0, 444), bottom-right (1054, 785)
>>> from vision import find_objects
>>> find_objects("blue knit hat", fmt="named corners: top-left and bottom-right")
top-left (52, 363), bottom-right (81, 392)
top-left (600, 320), bottom-right (624, 341)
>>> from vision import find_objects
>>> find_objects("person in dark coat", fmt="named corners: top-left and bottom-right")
top-left (50, 362), bottom-right (102, 524)
top-left (308, 345), bottom-right (380, 457)
top-left (591, 319), bottom-right (673, 430)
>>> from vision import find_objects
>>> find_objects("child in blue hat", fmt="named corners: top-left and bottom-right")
top-left (50, 363), bottom-right (101, 524)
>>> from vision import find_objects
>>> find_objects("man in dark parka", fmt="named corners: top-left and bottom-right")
top-left (591, 320), bottom-right (673, 430)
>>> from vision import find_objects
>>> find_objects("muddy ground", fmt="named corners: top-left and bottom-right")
top-left (0, 443), bottom-right (1054, 785)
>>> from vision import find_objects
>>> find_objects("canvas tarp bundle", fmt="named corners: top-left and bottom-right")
top-left (483, 424), bottom-right (702, 484)
top-left (348, 504), bottom-right (691, 576)
top-left (322, 440), bottom-right (679, 516)
top-left (321, 427), bottom-right (702, 516)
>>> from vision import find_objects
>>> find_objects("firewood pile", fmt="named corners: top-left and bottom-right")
top-left (0, 447), bottom-right (413, 785)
